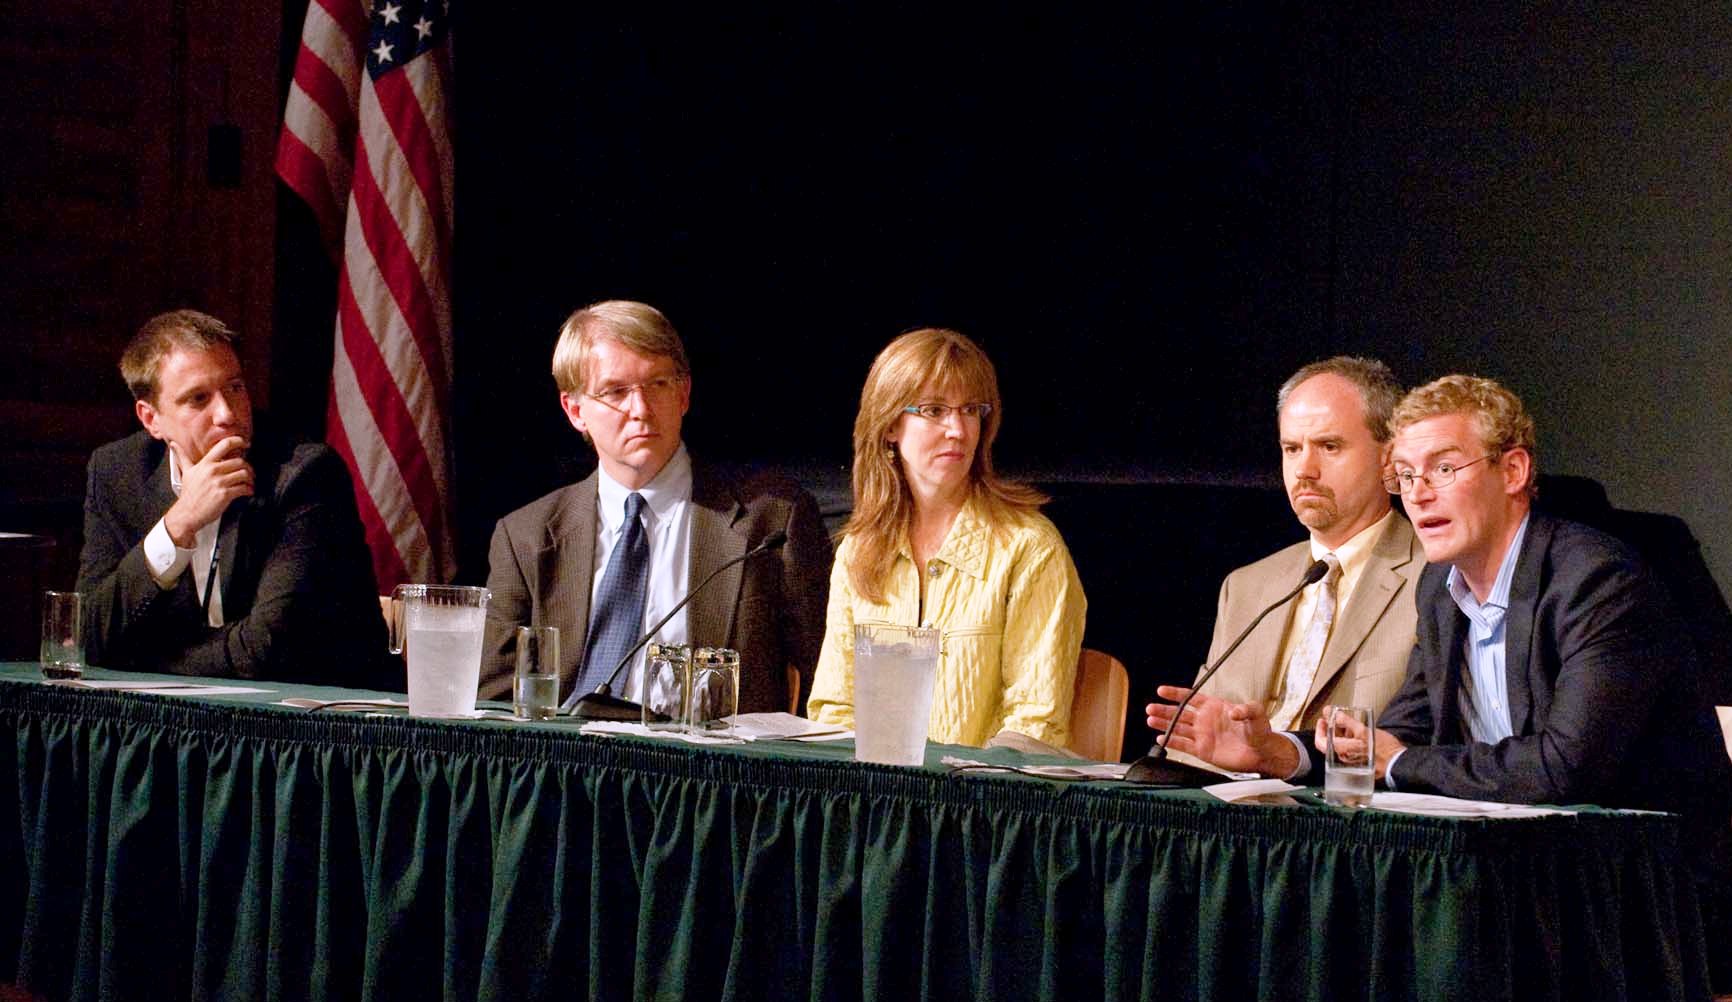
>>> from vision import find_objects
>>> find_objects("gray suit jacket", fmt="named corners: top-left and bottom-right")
top-left (480, 461), bottom-right (832, 712)
top-left (1198, 513), bottom-right (1422, 728)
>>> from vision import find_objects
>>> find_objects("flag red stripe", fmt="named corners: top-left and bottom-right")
top-left (310, 0), bottom-right (368, 44)
top-left (349, 132), bottom-right (452, 412)
top-left (274, 129), bottom-right (344, 260)
top-left (372, 68), bottom-right (453, 265)
top-left (335, 269), bottom-right (447, 553)
top-left (291, 43), bottom-right (357, 147)
top-left (325, 386), bottom-right (411, 589)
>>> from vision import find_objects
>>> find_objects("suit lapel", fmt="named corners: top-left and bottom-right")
top-left (1502, 514), bottom-right (1548, 736)
top-left (688, 466), bottom-right (746, 649)
top-left (1224, 546), bottom-right (1308, 700)
top-left (1303, 517), bottom-right (1415, 710)
top-left (546, 474), bottom-right (599, 678)
top-left (216, 501), bottom-right (245, 617)
top-left (1432, 586), bottom-right (1471, 744)
top-left (146, 445), bottom-right (207, 614)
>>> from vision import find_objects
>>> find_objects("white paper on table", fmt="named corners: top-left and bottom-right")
top-left (1204, 778), bottom-right (1304, 802)
top-left (941, 755), bottom-right (1130, 780)
top-left (1369, 791), bottom-right (1573, 818)
top-left (279, 697), bottom-right (410, 711)
top-left (62, 680), bottom-right (272, 696)
top-left (727, 712), bottom-right (850, 742)
top-left (580, 720), bottom-right (745, 745)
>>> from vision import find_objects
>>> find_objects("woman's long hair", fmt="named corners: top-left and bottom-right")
top-left (841, 328), bottom-right (1045, 604)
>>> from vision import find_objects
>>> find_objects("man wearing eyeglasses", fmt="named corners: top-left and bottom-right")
top-left (1149, 375), bottom-right (1731, 886)
top-left (1180, 357), bottom-right (1424, 735)
top-left (478, 300), bottom-right (832, 712)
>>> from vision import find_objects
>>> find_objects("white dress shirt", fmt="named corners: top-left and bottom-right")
top-left (142, 448), bottom-right (225, 626)
top-left (591, 444), bottom-right (694, 700)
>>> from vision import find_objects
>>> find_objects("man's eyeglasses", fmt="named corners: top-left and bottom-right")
top-left (902, 402), bottom-right (993, 422)
top-left (1383, 453), bottom-right (1500, 495)
top-left (584, 375), bottom-right (685, 412)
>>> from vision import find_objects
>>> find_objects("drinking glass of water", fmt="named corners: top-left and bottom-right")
top-left (1323, 705), bottom-right (1376, 807)
top-left (514, 626), bottom-right (560, 720)
top-left (40, 590), bottom-right (82, 680)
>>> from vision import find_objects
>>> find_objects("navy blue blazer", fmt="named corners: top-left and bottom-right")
top-left (1379, 512), bottom-right (1731, 838)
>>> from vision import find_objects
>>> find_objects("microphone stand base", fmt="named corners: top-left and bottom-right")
top-left (566, 692), bottom-right (670, 723)
top-left (1122, 754), bottom-right (1229, 788)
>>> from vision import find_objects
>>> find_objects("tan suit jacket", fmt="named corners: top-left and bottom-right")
top-left (479, 462), bottom-right (832, 711)
top-left (1197, 513), bottom-right (1422, 728)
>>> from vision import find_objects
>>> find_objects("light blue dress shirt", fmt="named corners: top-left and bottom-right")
top-left (1446, 513), bottom-right (1530, 744)
top-left (1382, 513), bottom-right (1531, 789)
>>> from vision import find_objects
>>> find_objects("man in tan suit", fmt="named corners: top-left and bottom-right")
top-left (1195, 357), bottom-right (1423, 729)
top-left (479, 301), bottom-right (832, 712)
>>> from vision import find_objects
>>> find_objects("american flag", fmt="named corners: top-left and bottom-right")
top-left (276, 0), bottom-right (455, 586)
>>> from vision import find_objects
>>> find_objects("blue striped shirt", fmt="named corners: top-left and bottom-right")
top-left (1445, 514), bottom-right (1531, 744)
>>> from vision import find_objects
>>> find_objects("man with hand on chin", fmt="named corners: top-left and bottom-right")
top-left (77, 309), bottom-right (391, 684)
top-left (1147, 375), bottom-right (1731, 880)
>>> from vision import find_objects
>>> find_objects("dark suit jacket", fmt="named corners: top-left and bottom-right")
top-left (480, 461), bottom-right (833, 712)
top-left (1376, 513), bottom-right (1731, 857)
top-left (77, 429), bottom-right (395, 687)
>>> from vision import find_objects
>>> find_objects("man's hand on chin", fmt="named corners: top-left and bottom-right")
top-left (163, 436), bottom-right (254, 546)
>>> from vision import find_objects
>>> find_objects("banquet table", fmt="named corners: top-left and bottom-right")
top-left (0, 664), bottom-right (1713, 1001)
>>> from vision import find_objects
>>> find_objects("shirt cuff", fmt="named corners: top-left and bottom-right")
top-left (1383, 748), bottom-right (1406, 790)
top-left (144, 518), bottom-right (194, 587)
top-left (1276, 731), bottom-right (1313, 781)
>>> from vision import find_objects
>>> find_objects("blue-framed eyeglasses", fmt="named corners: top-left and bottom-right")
top-left (902, 402), bottom-right (993, 422)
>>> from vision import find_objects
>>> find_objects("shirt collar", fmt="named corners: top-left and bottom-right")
top-left (896, 495), bottom-right (991, 580)
top-left (596, 443), bottom-right (692, 532)
top-left (1446, 512), bottom-right (1531, 631)
top-left (1309, 507), bottom-right (1394, 581)
top-left (167, 445), bottom-right (184, 496)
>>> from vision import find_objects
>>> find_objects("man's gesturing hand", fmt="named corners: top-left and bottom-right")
top-left (1144, 685), bottom-right (1299, 778)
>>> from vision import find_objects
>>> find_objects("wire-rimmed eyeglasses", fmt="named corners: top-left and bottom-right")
top-left (583, 375), bottom-right (685, 412)
top-left (1383, 453), bottom-right (1499, 495)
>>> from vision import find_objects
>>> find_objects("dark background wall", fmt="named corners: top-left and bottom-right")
top-left (4, 4), bottom-right (1729, 689)
top-left (448, 4), bottom-right (1732, 594)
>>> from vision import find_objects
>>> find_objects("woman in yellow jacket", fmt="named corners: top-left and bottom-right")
top-left (807, 328), bottom-right (1087, 748)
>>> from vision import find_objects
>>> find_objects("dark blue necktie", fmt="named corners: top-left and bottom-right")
top-left (568, 492), bottom-right (651, 705)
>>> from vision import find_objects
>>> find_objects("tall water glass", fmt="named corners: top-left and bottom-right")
top-left (1323, 705), bottom-right (1376, 807)
top-left (514, 626), bottom-right (560, 720)
top-left (642, 643), bottom-right (691, 731)
top-left (690, 647), bottom-right (740, 737)
top-left (852, 624), bottom-right (940, 766)
top-left (40, 590), bottom-right (82, 680)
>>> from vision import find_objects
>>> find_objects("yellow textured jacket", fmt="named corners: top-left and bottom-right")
top-left (808, 500), bottom-right (1087, 747)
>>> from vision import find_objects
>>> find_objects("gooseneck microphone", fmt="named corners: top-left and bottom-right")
top-left (1123, 558), bottom-right (1331, 786)
top-left (566, 530), bottom-right (789, 721)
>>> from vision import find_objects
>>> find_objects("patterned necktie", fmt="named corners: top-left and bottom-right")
top-left (567, 492), bottom-right (651, 707)
top-left (1270, 553), bottom-right (1343, 730)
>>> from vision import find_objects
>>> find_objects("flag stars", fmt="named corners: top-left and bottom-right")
top-left (414, 17), bottom-right (434, 40)
top-left (378, 2), bottom-right (403, 25)
top-left (372, 39), bottom-right (395, 65)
